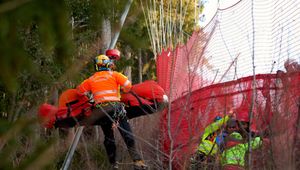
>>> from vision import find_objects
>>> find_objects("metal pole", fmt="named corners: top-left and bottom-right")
top-left (61, 1), bottom-right (133, 169)
top-left (61, 127), bottom-right (84, 170)
top-left (109, 0), bottom-right (133, 49)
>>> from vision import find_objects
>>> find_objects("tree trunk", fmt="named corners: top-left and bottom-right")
top-left (138, 48), bottom-right (143, 83)
top-left (100, 18), bottom-right (112, 53)
top-left (124, 46), bottom-right (132, 81)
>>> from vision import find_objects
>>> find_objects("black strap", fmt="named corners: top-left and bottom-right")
top-left (56, 98), bottom-right (92, 120)
top-left (66, 100), bottom-right (79, 117)
top-left (129, 91), bottom-right (157, 113)
top-left (129, 91), bottom-right (144, 106)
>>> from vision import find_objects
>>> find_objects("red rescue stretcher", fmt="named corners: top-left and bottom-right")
top-left (38, 80), bottom-right (167, 128)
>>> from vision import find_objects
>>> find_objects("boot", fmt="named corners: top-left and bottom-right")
top-left (133, 160), bottom-right (147, 170)
top-left (111, 162), bottom-right (119, 170)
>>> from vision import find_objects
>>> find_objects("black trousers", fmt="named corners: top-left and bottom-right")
top-left (100, 117), bottom-right (142, 164)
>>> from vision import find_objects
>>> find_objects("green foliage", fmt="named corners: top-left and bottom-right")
top-left (0, 117), bottom-right (58, 170)
top-left (142, 0), bottom-right (198, 55)
top-left (0, 0), bottom-right (77, 168)
top-left (161, 0), bottom-right (196, 35)
top-left (120, 1), bottom-right (150, 50)
top-left (0, 0), bottom-right (73, 93)
top-left (0, 0), bottom-right (158, 169)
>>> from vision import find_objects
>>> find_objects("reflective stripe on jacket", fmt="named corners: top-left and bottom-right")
top-left (77, 71), bottom-right (132, 103)
top-left (197, 116), bottom-right (229, 155)
top-left (198, 140), bottom-right (218, 155)
top-left (221, 135), bottom-right (262, 167)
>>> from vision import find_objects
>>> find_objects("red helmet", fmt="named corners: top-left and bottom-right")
top-left (106, 49), bottom-right (120, 60)
top-left (236, 109), bottom-right (249, 122)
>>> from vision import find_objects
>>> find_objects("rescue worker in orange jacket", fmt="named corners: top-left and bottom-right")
top-left (77, 54), bottom-right (146, 169)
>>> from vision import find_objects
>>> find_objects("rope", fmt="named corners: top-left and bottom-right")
top-left (60, 1), bottom-right (133, 169)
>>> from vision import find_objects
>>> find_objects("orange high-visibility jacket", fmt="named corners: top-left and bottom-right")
top-left (77, 71), bottom-right (132, 103)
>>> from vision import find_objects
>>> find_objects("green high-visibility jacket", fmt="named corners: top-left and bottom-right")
top-left (197, 116), bottom-right (229, 155)
top-left (221, 133), bottom-right (262, 167)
